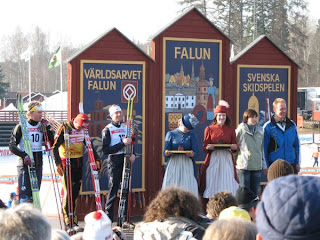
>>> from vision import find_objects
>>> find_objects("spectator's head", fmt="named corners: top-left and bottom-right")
top-left (257, 175), bottom-right (320, 240)
top-left (0, 199), bottom-right (7, 209)
top-left (273, 98), bottom-right (287, 121)
top-left (0, 203), bottom-right (51, 240)
top-left (242, 109), bottom-right (258, 125)
top-left (26, 101), bottom-right (43, 122)
top-left (235, 186), bottom-right (259, 222)
top-left (144, 186), bottom-right (201, 222)
top-left (267, 159), bottom-right (294, 182)
top-left (51, 229), bottom-right (70, 240)
top-left (82, 210), bottom-right (113, 240)
top-left (206, 191), bottom-right (237, 219)
top-left (10, 192), bottom-right (17, 199)
top-left (218, 206), bottom-right (251, 222)
top-left (70, 232), bottom-right (83, 240)
top-left (203, 218), bottom-right (257, 240)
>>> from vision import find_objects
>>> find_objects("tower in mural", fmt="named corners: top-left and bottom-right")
top-left (196, 62), bottom-right (208, 107)
top-left (89, 100), bottom-right (108, 137)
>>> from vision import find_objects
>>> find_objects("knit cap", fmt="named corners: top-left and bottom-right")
top-left (267, 159), bottom-right (294, 181)
top-left (257, 175), bottom-right (320, 240)
top-left (218, 206), bottom-right (251, 222)
top-left (109, 105), bottom-right (121, 116)
top-left (82, 210), bottom-right (113, 240)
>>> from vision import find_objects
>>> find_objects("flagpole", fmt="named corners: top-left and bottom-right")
top-left (60, 47), bottom-right (63, 110)
top-left (29, 52), bottom-right (31, 102)
top-left (60, 47), bottom-right (63, 93)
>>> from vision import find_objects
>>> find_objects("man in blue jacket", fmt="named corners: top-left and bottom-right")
top-left (263, 98), bottom-right (300, 173)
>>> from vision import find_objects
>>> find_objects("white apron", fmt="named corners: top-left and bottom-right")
top-left (162, 154), bottom-right (199, 197)
top-left (203, 149), bottom-right (238, 198)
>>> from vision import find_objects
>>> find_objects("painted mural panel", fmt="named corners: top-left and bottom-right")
top-left (80, 60), bottom-right (145, 193)
top-left (237, 65), bottom-right (291, 126)
top-left (163, 37), bottom-right (222, 163)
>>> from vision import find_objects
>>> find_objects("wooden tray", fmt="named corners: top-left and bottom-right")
top-left (212, 144), bottom-right (232, 147)
top-left (168, 150), bottom-right (193, 154)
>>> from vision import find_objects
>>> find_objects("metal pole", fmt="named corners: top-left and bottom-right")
top-left (29, 55), bottom-right (31, 102)
top-left (60, 48), bottom-right (63, 110)
top-left (60, 48), bottom-right (63, 93)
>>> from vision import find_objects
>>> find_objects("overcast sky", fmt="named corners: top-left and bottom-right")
top-left (1, 0), bottom-right (319, 49)
top-left (1, 0), bottom-right (180, 48)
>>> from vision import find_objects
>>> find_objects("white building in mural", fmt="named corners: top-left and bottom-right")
top-left (165, 92), bottom-right (196, 111)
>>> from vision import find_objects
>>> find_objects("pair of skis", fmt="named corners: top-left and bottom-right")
top-left (117, 97), bottom-right (136, 227)
top-left (44, 104), bottom-right (101, 234)
top-left (16, 93), bottom-right (41, 209)
top-left (42, 123), bottom-right (63, 229)
top-left (43, 112), bottom-right (75, 231)
top-left (79, 103), bottom-right (102, 211)
top-left (44, 105), bottom-right (102, 212)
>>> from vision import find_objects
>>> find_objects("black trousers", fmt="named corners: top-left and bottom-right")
top-left (62, 158), bottom-right (82, 225)
top-left (17, 165), bottom-right (42, 202)
top-left (105, 154), bottom-right (128, 222)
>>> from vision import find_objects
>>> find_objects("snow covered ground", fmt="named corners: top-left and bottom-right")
top-left (0, 148), bottom-right (63, 216)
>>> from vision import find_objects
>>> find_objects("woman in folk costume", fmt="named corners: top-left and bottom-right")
top-left (162, 113), bottom-right (199, 196)
top-left (200, 100), bottom-right (238, 201)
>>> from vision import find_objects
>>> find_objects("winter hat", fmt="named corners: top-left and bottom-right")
top-left (27, 101), bottom-right (43, 112)
top-left (10, 192), bottom-right (17, 198)
top-left (257, 175), bottom-right (320, 240)
top-left (235, 186), bottom-right (259, 209)
top-left (267, 159), bottom-right (294, 182)
top-left (82, 210), bottom-right (113, 240)
top-left (181, 113), bottom-right (199, 130)
top-left (218, 206), bottom-right (251, 222)
top-left (74, 113), bottom-right (90, 128)
top-left (109, 105), bottom-right (121, 116)
top-left (214, 100), bottom-right (229, 113)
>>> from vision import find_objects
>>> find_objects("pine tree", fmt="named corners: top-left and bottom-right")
top-left (177, 0), bottom-right (210, 16)
top-left (288, 0), bottom-right (309, 86)
top-left (0, 65), bottom-right (10, 98)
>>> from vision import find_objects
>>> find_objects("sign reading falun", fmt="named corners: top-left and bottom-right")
top-left (80, 60), bottom-right (145, 193)
top-left (237, 65), bottom-right (291, 126)
top-left (163, 37), bottom-right (222, 163)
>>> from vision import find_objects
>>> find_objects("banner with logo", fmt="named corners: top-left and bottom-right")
top-left (237, 65), bottom-right (290, 126)
top-left (80, 60), bottom-right (145, 192)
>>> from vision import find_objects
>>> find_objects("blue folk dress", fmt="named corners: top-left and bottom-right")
top-left (162, 128), bottom-right (199, 196)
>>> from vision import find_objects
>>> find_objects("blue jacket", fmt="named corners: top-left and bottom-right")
top-left (263, 116), bottom-right (300, 167)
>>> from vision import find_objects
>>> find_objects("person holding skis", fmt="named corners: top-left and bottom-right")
top-left (52, 113), bottom-right (101, 231)
top-left (102, 104), bottom-right (135, 224)
top-left (9, 101), bottom-right (54, 203)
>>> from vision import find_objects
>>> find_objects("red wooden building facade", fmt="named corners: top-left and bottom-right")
top-left (66, 8), bottom-right (298, 218)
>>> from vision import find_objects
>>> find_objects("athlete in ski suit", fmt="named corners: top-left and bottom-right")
top-left (102, 104), bottom-right (135, 222)
top-left (9, 101), bottom-right (54, 203)
top-left (52, 113), bottom-right (101, 227)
